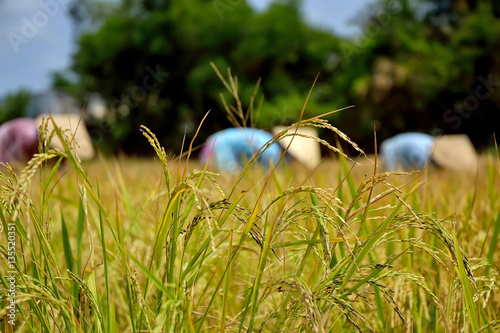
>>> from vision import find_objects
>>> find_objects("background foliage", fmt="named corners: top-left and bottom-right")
top-left (3, 0), bottom-right (500, 155)
top-left (0, 90), bottom-right (31, 125)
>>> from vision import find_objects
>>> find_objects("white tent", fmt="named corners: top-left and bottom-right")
top-left (36, 114), bottom-right (95, 161)
top-left (432, 134), bottom-right (478, 174)
top-left (272, 126), bottom-right (321, 169)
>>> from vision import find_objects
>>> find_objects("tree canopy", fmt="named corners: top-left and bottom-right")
top-left (0, 90), bottom-right (31, 124)
top-left (61, 0), bottom-right (500, 154)
top-left (337, 0), bottom-right (500, 148)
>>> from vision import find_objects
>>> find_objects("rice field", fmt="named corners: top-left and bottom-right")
top-left (1, 117), bottom-right (499, 333)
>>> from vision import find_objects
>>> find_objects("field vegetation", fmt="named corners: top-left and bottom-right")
top-left (1, 100), bottom-right (500, 332)
top-left (2, 1), bottom-right (500, 331)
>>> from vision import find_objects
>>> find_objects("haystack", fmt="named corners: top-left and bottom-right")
top-left (432, 134), bottom-right (478, 174)
top-left (36, 114), bottom-right (95, 160)
top-left (272, 126), bottom-right (321, 169)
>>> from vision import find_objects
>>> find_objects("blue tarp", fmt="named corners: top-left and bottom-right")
top-left (199, 128), bottom-right (282, 171)
top-left (380, 132), bottom-right (435, 171)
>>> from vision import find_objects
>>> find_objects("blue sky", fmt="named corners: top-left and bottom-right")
top-left (0, 0), bottom-right (373, 97)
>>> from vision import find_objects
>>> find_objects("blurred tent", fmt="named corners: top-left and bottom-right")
top-left (380, 132), bottom-right (478, 173)
top-left (380, 133), bottom-right (435, 171)
top-left (272, 126), bottom-right (321, 169)
top-left (36, 114), bottom-right (95, 161)
top-left (432, 134), bottom-right (478, 174)
top-left (199, 127), bottom-right (282, 172)
top-left (199, 126), bottom-right (322, 172)
top-left (0, 118), bottom-right (39, 164)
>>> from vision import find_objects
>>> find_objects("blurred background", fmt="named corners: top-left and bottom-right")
top-left (1, 0), bottom-right (499, 156)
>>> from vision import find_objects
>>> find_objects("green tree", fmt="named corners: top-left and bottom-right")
top-left (65, 0), bottom-right (500, 154)
top-left (0, 90), bottom-right (31, 124)
top-left (334, 0), bottom-right (500, 150)
top-left (67, 0), bottom-right (345, 154)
